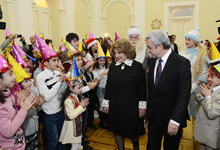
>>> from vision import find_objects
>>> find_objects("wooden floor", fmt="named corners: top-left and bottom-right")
top-left (85, 118), bottom-right (200, 150)
top-left (40, 117), bottom-right (200, 150)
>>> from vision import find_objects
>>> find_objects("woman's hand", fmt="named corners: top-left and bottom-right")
top-left (103, 107), bottom-right (109, 113)
top-left (20, 94), bottom-right (36, 111)
top-left (139, 109), bottom-right (146, 118)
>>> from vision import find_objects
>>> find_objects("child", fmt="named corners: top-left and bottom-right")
top-left (93, 57), bottom-right (109, 128)
top-left (85, 38), bottom-right (98, 61)
top-left (106, 49), bottom-right (113, 67)
top-left (0, 54), bottom-right (35, 150)
top-left (194, 63), bottom-right (220, 150)
top-left (35, 34), bottom-right (67, 150)
top-left (85, 65), bottom-right (99, 129)
top-left (66, 33), bottom-right (79, 50)
top-left (67, 52), bottom-right (97, 150)
top-left (19, 77), bottom-right (44, 150)
top-left (59, 60), bottom-right (89, 150)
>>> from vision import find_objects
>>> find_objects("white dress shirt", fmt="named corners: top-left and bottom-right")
top-left (154, 49), bottom-right (180, 126)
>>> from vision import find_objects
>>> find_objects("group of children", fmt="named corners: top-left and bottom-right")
top-left (1, 27), bottom-right (220, 150)
top-left (0, 31), bottom-right (112, 150)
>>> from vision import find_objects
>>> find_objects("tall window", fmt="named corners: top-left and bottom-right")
top-left (35, 0), bottom-right (48, 8)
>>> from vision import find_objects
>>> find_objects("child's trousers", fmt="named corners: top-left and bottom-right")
top-left (200, 144), bottom-right (220, 150)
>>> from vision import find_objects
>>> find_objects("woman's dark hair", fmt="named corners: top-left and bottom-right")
top-left (66, 33), bottom-right (79, 43)
top-left (0, 73), bottom-right (5, 104)
top-left (86, 47), bottom-right (95, 58)
top-left (93, 57), bottom-right (108, 70)
top-left (45, 39), bottom-right (52, 45)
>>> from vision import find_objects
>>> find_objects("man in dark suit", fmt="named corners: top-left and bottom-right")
top-left (170, 35), bottom-right (178, 54)
top-left (146, 30), bottom-right (191, 150)
top-left (20, 35), bottom-right (36, 57)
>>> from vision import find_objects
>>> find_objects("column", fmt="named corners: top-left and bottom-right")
top-left (91, 0), bottom-right (102, 37)
top-left (134, 0), bottom-right (146, 37)
top-left (16, 0), bottom-right (34, 39)
top-left (64, 0), bottom-right (76, 33)
top-left (58, 9), bottom-right (67, 38)
top-left (5, 0), bottom-right (17, 33)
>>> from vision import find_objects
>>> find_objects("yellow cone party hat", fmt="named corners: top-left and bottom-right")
top-left (6, 51), bottom-right (30, 83)
top-left (210, 42), bottom-right (220, 65)
top-left (97, 41), bottom-right (106, 59)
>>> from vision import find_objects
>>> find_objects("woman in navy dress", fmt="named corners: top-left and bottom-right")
top-left (103, 38), bottom-right (146, 150)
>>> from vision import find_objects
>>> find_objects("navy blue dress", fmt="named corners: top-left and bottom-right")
top-left (104, 60), bottom-right (146, 138)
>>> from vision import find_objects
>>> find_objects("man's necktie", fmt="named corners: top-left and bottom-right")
top-left (155, 59), bottom-right (162, 87)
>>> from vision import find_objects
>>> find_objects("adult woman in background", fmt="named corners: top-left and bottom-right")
top-left (180, 27), bottom-right (209, 119)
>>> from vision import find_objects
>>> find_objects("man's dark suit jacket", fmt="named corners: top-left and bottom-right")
top-left (147, 51), bottom-right (191, 130)
top-left (173, 43), bottom-right (178, 54)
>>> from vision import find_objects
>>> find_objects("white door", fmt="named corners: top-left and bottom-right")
top-left (32, 0), bottom-right (51, 39)
top-left (169, 18), bottom-right (193, 51)
top-left (165, 2), bottom-right (199, 52)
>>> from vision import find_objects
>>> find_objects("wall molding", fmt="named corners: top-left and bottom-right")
top-left (102, 0), bottom-right (134, 18)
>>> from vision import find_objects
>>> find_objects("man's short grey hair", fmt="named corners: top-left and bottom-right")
top-left (146, 30), bottom-right (170, 49)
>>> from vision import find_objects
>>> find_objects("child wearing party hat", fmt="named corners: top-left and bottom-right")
top-left (8, 50), bottom-right (44, 150)
top-left (35, 33), bottom-right (67, 150)
top-left (0, 53), bottom-right (35, 150)
top-left (85, 38), bottom-right (98, 61)
top-left (66, 52), bottom-right (97, 150)
top-left (59, 59), bottom-right (89, 150)
top-left (92, 43), bottom-right (109, 129)
top-left (106, 49), bottom-right (113, 66)
top-left (180, 27), bottom-right (209, 119)
top-left (194, 60), bottom-right (220, 150)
